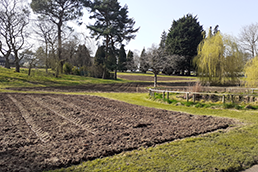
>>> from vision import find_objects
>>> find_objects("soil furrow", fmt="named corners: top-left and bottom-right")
top-left (7, 94), bottom-right (51, 143)
top-left (0, 93), bottom-right (235, 172)
top-left (45, 95), bottom-right (131, 129)
top-left (29, 95), bottom-right (98, 135)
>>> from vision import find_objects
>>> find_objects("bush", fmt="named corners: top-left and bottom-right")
top-left (72, 66), bottom-right (80, 75)
top-left (88, 65), bottom-right (114, 79)
top-left (80, 66), bottom-right (88, 76)
top-left (63, 62), bottom-right (73, 74)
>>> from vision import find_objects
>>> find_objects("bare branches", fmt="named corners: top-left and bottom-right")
top-left (0, 0), bottom-right (30, 70)
top-left (239, 23), bottom-right (258, 58)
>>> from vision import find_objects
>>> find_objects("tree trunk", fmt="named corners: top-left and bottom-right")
top-left (14, 51), bottom-right (20, 72)
top-left (45, 41), bottom-right (48, 73)
top-left (114, 67), bottom-right (117, 80)
top-left (15, 61), bottom-right (20, 72)
top-left (102, 65), bottom-right (106, 79)
top-left (28, 66), bottom-right (31, 76)
top-left (4, 55), bottom-right (10, 69)
top-left (57, 22), bottom-right (62, 76)
top-left (154, 73), bottom-right (157, 87)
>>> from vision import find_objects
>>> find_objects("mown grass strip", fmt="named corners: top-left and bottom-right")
top-left (0, 67), bottom-right (128, 88)
top-left (46, 92), bottom-right (258, 172)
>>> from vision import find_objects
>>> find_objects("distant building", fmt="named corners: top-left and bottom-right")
top-left (0, 54), bottom-right (15, 67)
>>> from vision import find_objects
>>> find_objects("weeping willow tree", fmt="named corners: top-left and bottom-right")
top-left (194, 32), bottom-right (245, 85)
top-left (244, 56), bottom-right (258, 87)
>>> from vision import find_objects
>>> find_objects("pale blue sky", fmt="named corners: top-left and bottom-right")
top-left (114, 0), bottom-right (258, 53)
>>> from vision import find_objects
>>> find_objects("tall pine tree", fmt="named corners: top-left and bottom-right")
top-left (86, 0), bottom-right (139, 79)
top-left (118, 44), bottom-right (127, 72)
top-left (166, 14), bottom-right (203, 75)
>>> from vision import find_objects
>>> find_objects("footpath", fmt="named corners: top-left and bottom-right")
top-left (242, 165), bottom-right (258, 172)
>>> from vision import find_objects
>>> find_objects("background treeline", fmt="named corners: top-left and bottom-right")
top-left (1, 0), bottom-right (258, 86)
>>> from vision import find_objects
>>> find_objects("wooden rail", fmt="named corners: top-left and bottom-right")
top-left (149, 88), bottom-right (258, 104)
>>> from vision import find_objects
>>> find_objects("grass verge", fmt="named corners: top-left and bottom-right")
top-left (0, 67), bottom-right (128, 89)
top-left (46, 92), bottom-right (258, 172)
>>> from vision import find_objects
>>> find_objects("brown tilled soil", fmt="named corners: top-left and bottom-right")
top-left (5, 82), bottom-right (195, 93)
top-left (0, 93), bottom-right (235, 172)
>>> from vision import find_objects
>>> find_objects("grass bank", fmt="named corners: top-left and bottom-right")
top-left (0, 67), bottom-right (128, 89)
top-left (47, 92), bottom-right (258, 172)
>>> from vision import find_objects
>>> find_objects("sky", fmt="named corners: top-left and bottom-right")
top-left (27, 0), bottom-right (258, 55)
top-left (96, 0), bottom-right (258, 54)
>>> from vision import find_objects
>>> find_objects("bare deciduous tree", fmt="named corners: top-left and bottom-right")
top-left (33, 17), bottom-right (57, 73)
top-left (0, 0), bottom-right (30, 72)
top-left (146, 44), bottom-right (170, 87)
top-left (239, 23), bottom-right (258, 58)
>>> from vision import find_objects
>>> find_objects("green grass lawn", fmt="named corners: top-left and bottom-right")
top-left (0, 67), bottom-right (128, 89)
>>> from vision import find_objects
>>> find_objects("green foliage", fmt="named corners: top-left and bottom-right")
top-left (63, 62), bottom-right (73, 74)
top-left (106, 52), bottom-right (117, 71)
top-left (244, 56), bottom-right (258, 87)
top-left (72, 66), bottom-right (80, 75)
top-left (118, 45), bottom-right (127, 72)
top-left (94, 46), bottom-right (106, 66)
top-left (194, 32), bottom-right (245, 85)
top-left (159, 30), bottom-right (167, 49)
top-left (73, 44), bottom-right (92, 67)
top-left (139, 48), bottom-right (149, 73)
top-left (88, 65), bottom-right (113, 79)
top-left (86, 0), bottom-right (139, 78)
top-left (126, 50), bottom-right (135, 71)
top-left (31, 0), bottom-right (85, 77)
top-left (166, 14), bottom-right (203, 75)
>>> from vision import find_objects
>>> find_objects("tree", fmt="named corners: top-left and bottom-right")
top-left (86, 0), bottom-right (139, 79)
top-left (31, 0), bottom-right (85, 77)
top-left (146, 44), bottom-right (169, 87)
top-left (118, 44), bottom-right (127, 72)
top-left (0, 0), bottom-right (30, 72)
top-left (21, 49), bottom-right (36, 76)
top-left (239, 23), bottom-right (258, 59)
top-left (194, 32), bottom-right (245, 85)
top-left (166, 14), bottom-right (203, 75)
top-left (94, 45), bottom-right (105, 66)
top-left (126, 50), bottom-right (135, 71)
top-left (139, 48), bottom-right (149, 73)
top-left (244, 56), bottom-right (258, 87)
top-left (159, 30), bottom-right (167, 49)
top-left (74, 44), bottom-right (92, 67)
top-left (33, 17), bottom-right (57, 73)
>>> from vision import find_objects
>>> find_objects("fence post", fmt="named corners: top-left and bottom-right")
top-left (162, 91), bottom-right (165, 100)
top-left (149, 89), bottom-right (152, 96)
top-left (222, 95), bottom-right (225, 104)
top-left (167, 92), bottom-right (169, 100)
top-left (193, 94), bottom-right (196, 102)
top-left (230, 95), bottom-right (234, 103)
top-left (250, 96), bottom-right (254, 103)
top-left (186, 92), bottom-right (189, 102)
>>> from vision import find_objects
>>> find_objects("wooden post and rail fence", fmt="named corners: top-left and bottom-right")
top-left (149, 88), bottom-right (258, 104)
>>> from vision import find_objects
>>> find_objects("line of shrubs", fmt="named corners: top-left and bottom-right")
top-left (63, 62), bottom-right (114, 79)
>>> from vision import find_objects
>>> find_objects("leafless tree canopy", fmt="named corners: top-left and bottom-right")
top-left (239, 23), bottom-right (258, 58)
top-left (0, 0), bottom-right (30, 71)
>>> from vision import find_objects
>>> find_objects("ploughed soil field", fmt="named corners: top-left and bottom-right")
top-left (5, 82), bottom-right (195, 93)
top-left (0, 93), bottom-right (235, 172)
top-left (117, 74), bottom-right (195, 82)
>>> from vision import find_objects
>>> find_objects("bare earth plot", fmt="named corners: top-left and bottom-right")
top-left (0, 93), bottom-right (235, 172)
